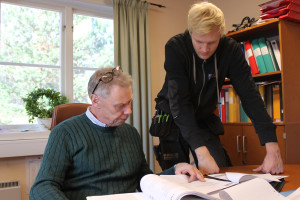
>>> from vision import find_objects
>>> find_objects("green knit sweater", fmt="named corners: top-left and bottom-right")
top-left (30, 114), bottom-right (170, 200)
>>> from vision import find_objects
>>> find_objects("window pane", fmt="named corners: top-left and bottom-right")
top-left (73, 14), bottom-right (114, 102)
top-left (0, 3), bottom-right (60, 124)
top-left (0, 65), bottom-right (59, 124)
top-left (73, 69), bottom-right (94, 104)
top-left (0, 3), bottom-right (60, 65)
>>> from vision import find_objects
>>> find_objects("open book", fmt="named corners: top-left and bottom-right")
top-left (87, 173), bottom-right (299, 200)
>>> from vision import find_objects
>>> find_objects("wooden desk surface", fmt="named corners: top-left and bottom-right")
top-left (221, 164), bottom-right (300, 191)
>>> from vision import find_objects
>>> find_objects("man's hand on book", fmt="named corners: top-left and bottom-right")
top-left (253, 142), bottom-right (284, 174)
top-left (175, 163), bottom-right (205, 182)
top-left (195, 146), bottom-right (220, 175)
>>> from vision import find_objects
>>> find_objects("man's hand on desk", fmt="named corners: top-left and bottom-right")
top-left (195, 146), bottom-right (220, 175)
top-left (253, 142), bottom-right (284, 175)
top-left (175, 163), bottom-right (205, 182)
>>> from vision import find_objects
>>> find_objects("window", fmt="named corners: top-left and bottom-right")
top-left (73, 14), bottom-right (114, 103)
top-left (0, 3), bottom-right (60, 124)
top-left (0, 0), bottom-right (114, 124)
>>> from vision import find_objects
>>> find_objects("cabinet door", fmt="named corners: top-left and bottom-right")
top-left (220, 124), bottom-right (243, 166)
top-left (242, 125), bottom-right (265, 165)
top-left (242, 125), bottom-right (286, 165)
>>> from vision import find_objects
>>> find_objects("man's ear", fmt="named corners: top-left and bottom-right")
top-left (91, 94), bottom-right (101, 104)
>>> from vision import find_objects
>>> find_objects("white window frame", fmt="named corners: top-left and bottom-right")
top-left (1, 0), bottom-right (113, 101)
top-left (0, 0), bottom-right (113, 157)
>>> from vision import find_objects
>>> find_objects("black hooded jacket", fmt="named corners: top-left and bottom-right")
top-left (156, 30), bottom-right (277, 150)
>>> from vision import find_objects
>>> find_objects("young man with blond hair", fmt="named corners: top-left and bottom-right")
top-left (154, 2), bottom-right (283, 175)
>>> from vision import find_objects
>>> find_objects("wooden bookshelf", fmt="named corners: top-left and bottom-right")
top-left (226, 18), bottom-right (280, 42)
top-left (224, 71), bottom-right (281, 84)
top-left (221, 19), bottom-right (300, 165)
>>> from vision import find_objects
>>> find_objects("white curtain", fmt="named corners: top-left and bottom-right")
top-left (113, 0), bottom-right (153, 170)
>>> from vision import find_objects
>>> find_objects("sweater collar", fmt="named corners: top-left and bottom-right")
top-left (86, 107), bottom-right (107, 127)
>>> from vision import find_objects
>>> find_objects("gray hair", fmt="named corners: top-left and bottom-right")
top-left (88, 66), bottom-right (133, 98)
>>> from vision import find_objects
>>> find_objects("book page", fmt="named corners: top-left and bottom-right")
top-left (287, 187), bottom-right (300, 200)
top-left (225, 172), bottom-right (256, 183)
top-left (252, 174), bottom-right (287, 182)
top-left (219, 178), bottom-right (287, 200)
top-left (86, 192), bottom-right (150, 200)
top-left (209, 172), bottom-right (286, 183)
top-left (140, 174), bottom-right (236, 200)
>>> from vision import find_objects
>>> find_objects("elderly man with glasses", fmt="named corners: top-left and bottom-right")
top-left (30, 67), bottom-right (204, 200)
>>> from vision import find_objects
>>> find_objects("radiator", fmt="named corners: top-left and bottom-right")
top-left (0, 180), bottom-right (21, 200)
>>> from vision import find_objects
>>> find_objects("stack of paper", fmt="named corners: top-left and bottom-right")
top-left (87, 172), bottom-right (300, 200)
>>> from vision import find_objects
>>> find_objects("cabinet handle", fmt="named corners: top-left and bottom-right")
top-left (237, 136), bottom-right (241, 152)
top-left (243, 136), bottom-right (247, 153)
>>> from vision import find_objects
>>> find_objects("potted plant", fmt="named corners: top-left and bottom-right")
top-left (22, 88), bottom-right (69, 128)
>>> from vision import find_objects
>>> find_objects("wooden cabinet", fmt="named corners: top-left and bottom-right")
top-left (220, 124), bottom-right (285, 165)
top-left (222, 19), bottom-right (300, 164)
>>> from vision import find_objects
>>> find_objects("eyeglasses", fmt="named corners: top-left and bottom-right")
top-left (92, 66), bottom-right (122, 94)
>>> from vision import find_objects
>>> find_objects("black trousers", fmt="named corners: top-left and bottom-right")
top-left (154, 123), bottom-right (232, 170)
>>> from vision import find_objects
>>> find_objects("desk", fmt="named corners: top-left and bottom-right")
top-left (221, 164), bottom-right (300, 192)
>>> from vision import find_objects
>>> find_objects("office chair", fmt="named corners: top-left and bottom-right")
top-left (50, 103), bottom-right (91, 130)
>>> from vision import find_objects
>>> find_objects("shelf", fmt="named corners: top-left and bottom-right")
top-left (252, 71), bottom-right (280, 78)
top-left (222, 18), bottom-right (300, 163)
top-left (224, 71), bottom-right (281, 84)
top-left (226, 18), bottom-right (279, 42)
top-left (223, 122), bottom-right (284, 126)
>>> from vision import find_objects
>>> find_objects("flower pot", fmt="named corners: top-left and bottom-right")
top-left (37, 118), bottom-right (52, 129)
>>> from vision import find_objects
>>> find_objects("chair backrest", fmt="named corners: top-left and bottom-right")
top-left (50, 103), bottom-right (91, 130)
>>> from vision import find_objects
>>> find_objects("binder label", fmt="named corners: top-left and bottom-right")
top-left (253, 48), bottom-right (262, 56)
top-left (260, 46), bottom-right (268, 55)
top-left (246, 49), bottom-right (253, 58)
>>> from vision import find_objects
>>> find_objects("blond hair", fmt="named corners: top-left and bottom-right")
top-left (188, 2), bottom-right (225, 35)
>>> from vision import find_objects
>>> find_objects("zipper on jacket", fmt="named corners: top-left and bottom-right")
top-left (214, 54), bottom-right (221, 113)
top-left (195, 58), bottom-right (206, 111)
top-left (194, 54), bottom-right (219, 113)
